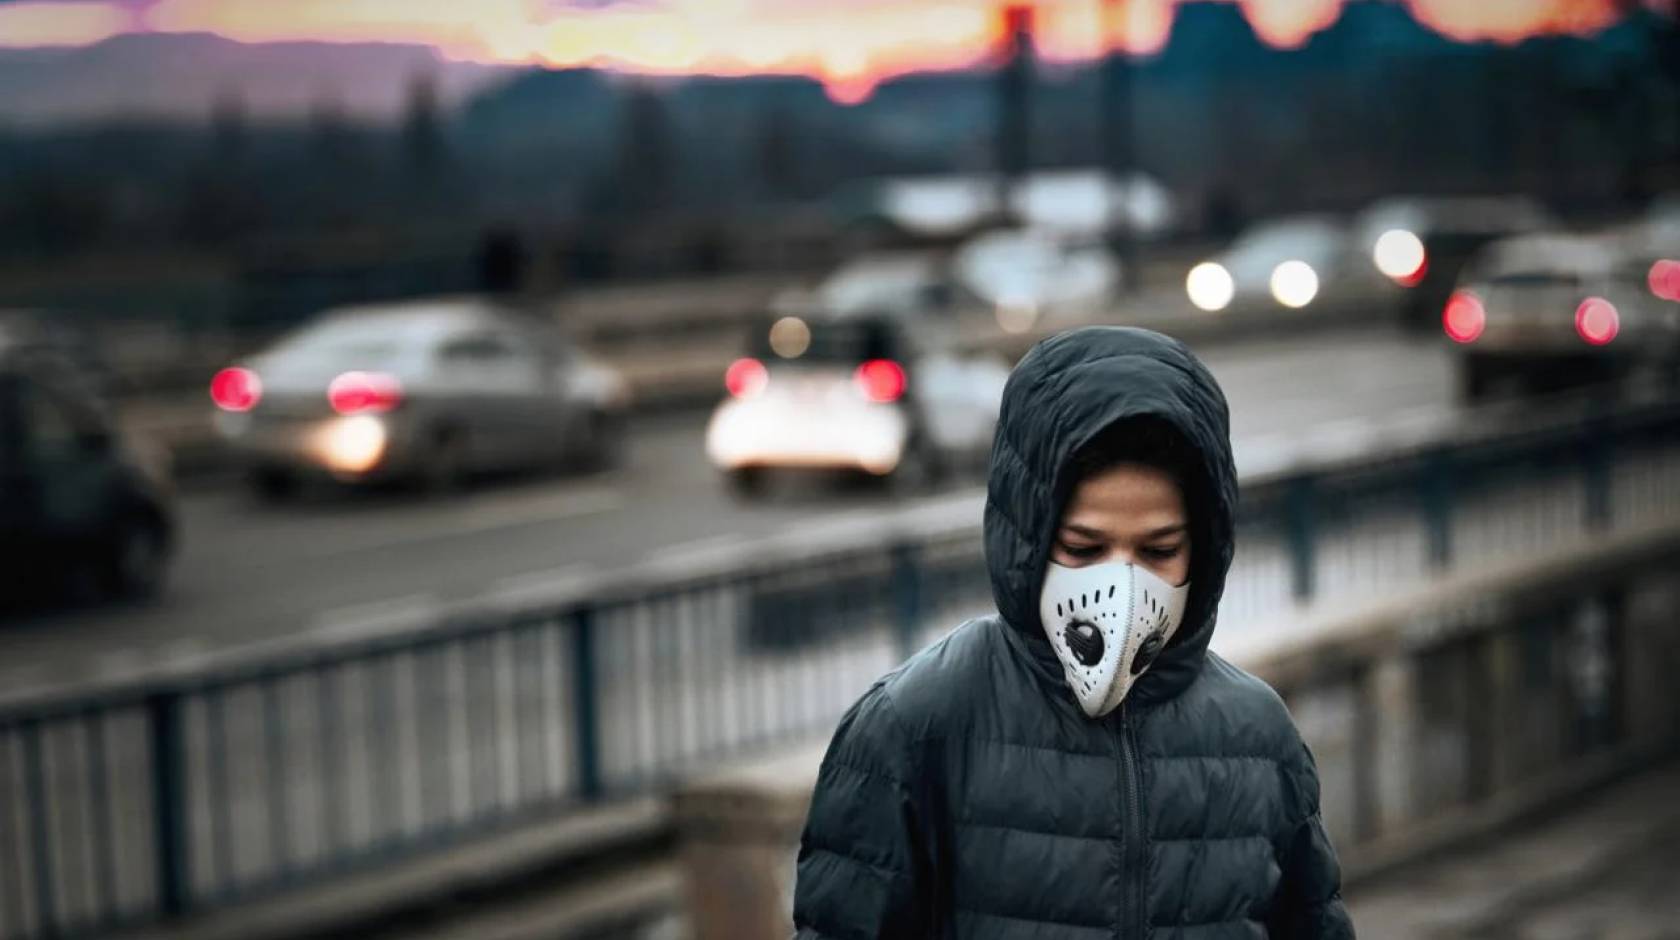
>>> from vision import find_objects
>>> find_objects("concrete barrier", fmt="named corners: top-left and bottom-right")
top-left (668, 522), bottom-right (1680, 939)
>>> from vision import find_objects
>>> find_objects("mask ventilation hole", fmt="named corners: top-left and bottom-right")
top-left (1108, 584), bottom-right (1116, 599)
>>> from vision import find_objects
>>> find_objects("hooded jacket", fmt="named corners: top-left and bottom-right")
top-left (792, 327), bottom-right (1354, 939)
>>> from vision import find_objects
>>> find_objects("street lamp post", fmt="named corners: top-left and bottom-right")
top-left (1101, 0), bottom-right (1138, 292)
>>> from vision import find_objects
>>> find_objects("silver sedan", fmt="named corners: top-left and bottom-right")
top-left (210, 297), bottom-right (629, 497)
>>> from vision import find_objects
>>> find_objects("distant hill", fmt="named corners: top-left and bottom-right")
top-left (0, 33), bottom-right (510, 126)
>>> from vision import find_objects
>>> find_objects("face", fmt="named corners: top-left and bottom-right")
top-left (1050, 462), bottom-right (1191, 587)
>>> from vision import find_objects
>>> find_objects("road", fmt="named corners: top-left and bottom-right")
top-left (0, 327), bottom-right (1458, 694)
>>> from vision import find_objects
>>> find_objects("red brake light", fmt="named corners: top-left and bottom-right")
top-left (210, 367), bottom-right (262, 412)
top-left (1396, 256), bottom-right (1428, 288)
top-left (1648, 260), bottom-right (1680, 302)
top-left (1575, 297), bottom-right (1619, 346)
top-left (328, 371), bottom-right (404, 414)
top-left (854, 359), bottom-right (907, 403)
top-left (725, 358), bottom-right (768, 399)
top-left (1443, 291), bottom-right (1485, 344)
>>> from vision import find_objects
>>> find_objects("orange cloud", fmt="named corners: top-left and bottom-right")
top-left (1404, 0), bottom-right (1624, 42)
top-left (0, 1), bottom-right (129, 48)
top-left (7, 0), bottom-right (1653, 102)
top-left (1240, 0), bottom-right (1343, 48)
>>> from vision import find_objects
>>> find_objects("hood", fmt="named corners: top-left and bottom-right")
top-left (983, 326), bottom-right (1237, 707)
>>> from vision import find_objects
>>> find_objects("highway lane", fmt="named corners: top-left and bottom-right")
top-left (0, 327), bottom-right (1458, 693)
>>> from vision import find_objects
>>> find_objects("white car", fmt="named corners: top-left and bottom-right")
top-left (211, 297), bottom-right (629, 497)
top-left (705, 313), bottom-right (1007, 495)
top-left (1184, 215), bottom-right (1362, 313)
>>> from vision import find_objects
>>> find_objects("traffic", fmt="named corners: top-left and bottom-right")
top-left (3, 190), bottom-right (1676, 640)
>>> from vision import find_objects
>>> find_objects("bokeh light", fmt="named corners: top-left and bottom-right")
top-left (725, 357), bottom-right (770, 399)
top-left (1443, 291), bottom-right (1485, 343)
top-left (769, 316), bottom-right (812, 359)
top-left (314, 415), bottom-right (388, 474)
top-left (1186, 262), bottom-right (1235, 312)
top-left (1575, 297), bottom-right (1619, 346)
top-left (1648, 260), bottom-right (1680, 302)
top-left (1269, 260), bottom-right (1320, 309)
top-left (1373, 229), bottom-right (1427, 284)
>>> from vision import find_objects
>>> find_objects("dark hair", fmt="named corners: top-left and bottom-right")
top-left (1067, 416), bottom-right (1200, 497)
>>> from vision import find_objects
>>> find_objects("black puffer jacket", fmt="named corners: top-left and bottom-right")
top-left (793, 327), bottom-right (1354, 939)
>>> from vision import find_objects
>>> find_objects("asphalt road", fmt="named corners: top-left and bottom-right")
top-left (0, 327), bottom-right (1459, 694)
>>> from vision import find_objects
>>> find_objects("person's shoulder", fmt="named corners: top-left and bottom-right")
top-left (873, 615), bottom-right (1007, 742)
top-left (1161, 652), bottom-right (1304, 762)
top-left (822, 616), bottom-right (1001, 778)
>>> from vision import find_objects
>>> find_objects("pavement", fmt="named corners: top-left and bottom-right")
top-left (1347, 758), bottom-right (1680, 940)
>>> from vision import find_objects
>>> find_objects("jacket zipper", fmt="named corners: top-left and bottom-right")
top-left (1118, 707), bottom-right (1145, 938)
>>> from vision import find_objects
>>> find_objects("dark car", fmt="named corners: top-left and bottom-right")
top-left (1355, 195), bottom-right (1554, 331)
top-left (0, 324), bottom-right (175, 606)
top-left (1443, 232), bottom-right (1680, 400)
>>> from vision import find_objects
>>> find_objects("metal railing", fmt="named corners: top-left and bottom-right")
top-left (2, 393), bottom-right (1679, 939)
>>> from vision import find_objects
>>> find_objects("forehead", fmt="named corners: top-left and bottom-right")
top-left (1060, 463), bottom-right (1186, 529)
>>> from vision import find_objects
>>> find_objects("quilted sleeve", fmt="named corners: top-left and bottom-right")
top-left (1268, 739), bottom-right (1356, 940)
top-left (792, 682), bottom-right (931, 939)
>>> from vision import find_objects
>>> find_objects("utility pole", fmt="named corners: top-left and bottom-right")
top-left (1100, 0), bottom-right (1137, 291)
top-left (997, 4), bottom-right (1035, 224)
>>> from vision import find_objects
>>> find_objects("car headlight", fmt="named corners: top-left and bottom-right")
top-left (1186, 262), bottom-right (1234, 312)
top-left (313, 415), bottom-right (388, 474)
top-left (1373, 229), bottom-right (1426, 284)
top-left (1269, 260), bottom-right (1319, 308)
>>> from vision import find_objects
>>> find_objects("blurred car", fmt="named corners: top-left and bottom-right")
top-left (1443, 233), bottom-right (1680, 401)
top-left (705, 312), bottom-right (1008, 495)
top-left (771, 252), bottom-right (963, 322)
top-left (211, 297), bottom-right (630, 497)
top-left (0, 319), bottom-right (175, 603)
top-left (1183, 214), bottom-right (1362, 313)
top-left (860, 169), bottom-right (1179, 242)
top-left (1355, 195), bottom-right (1554, 330)
top-left (953, 227), bottom-right (1121, 333)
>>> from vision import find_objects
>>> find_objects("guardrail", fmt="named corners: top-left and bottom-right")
top-left (667, 522), bottom-right (1680, 940)
top-left (2, 393), bottom-right (1677, 939)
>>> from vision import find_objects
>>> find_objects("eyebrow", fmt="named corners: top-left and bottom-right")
top-left (1062, 522), bottom-right (1188, 540)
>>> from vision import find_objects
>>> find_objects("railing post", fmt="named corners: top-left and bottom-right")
top-left (147, 690), bottom-right (190, 919)
top-left (20, 720), bottom-right (60, 938)
top-left (1285, 476), bottom-right (1317, 603)
top-left (890, 543), bottom-right (922, 662)
top-left (1583, 409), bottom-right (1613, 533)
top-left (571, 606), bottom-right (603, 801)
top-left (1422, 449), bottom-right (1454, 570)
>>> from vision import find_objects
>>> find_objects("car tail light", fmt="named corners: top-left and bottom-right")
top-left (328, 371), bottom-right (405, 414)
top-left (1648, 260), bottom-right (1680, 302)
top-left (1575, 297), bottom-right (1619, 346)
top-left (1443, 291), bottom-right (1485, 344)
top-left (725, 358), bottom-right (769, 399)
top-left (854, 359), bottom-right (907, 403)
top-left (210, 367), bottom-right (262, 412)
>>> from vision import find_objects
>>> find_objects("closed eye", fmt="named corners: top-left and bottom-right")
top-left (1059, 542), bottom-right (1105, 560)
top-left (1142, 544), bottom-right (1184, 561)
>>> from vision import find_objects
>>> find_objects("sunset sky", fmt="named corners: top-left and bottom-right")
top-left (0, 0), bottom-right (1659, 103)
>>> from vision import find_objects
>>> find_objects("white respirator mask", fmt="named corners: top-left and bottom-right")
top-left (1038, 560), bottom-right (1190, 718)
